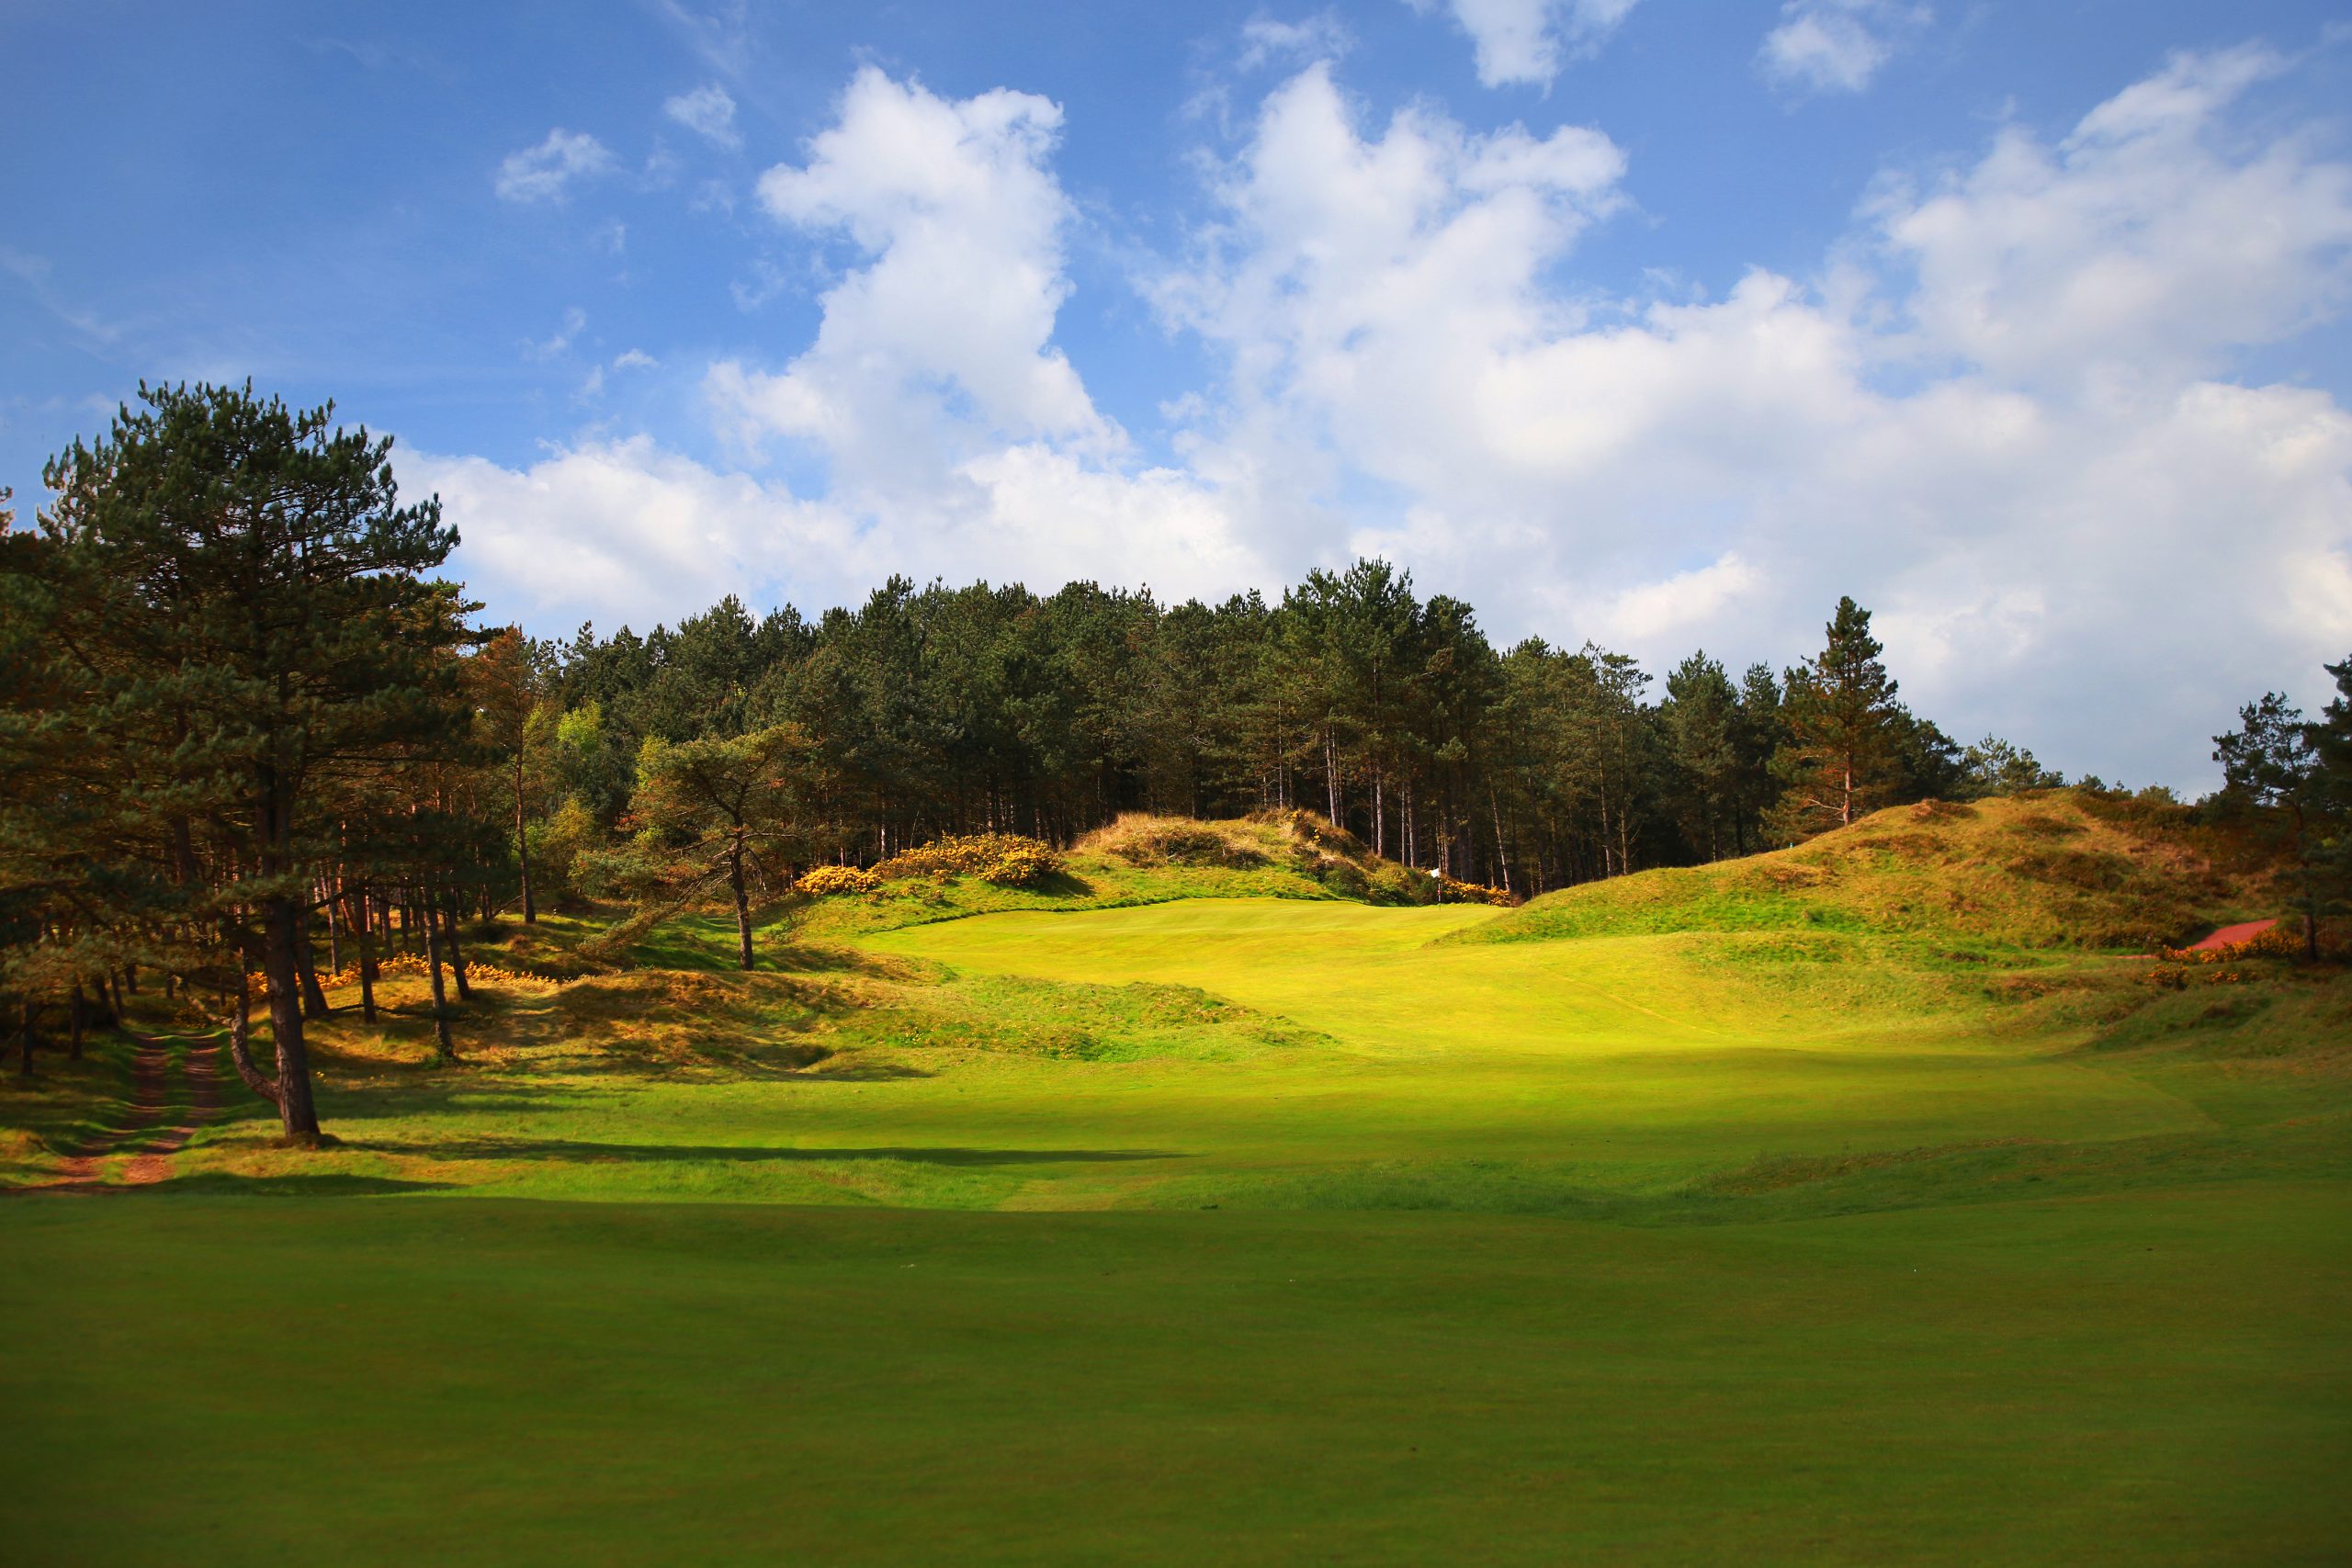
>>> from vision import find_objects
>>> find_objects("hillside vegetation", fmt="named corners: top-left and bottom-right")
top-left (1455, 789), bottom-right (2260, 952)
top-left (784, 809), bottom-right (1499, 943)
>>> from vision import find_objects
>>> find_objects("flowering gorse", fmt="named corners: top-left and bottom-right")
top-left (795, 864), bottom-right (881, 897)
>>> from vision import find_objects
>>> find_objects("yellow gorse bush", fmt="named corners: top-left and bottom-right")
top-left (257, 951), bottom-right (559, 998)
top-left (2141, 921), bottom-right (2301, 987)
top-left (796, 864), bottom-right (881, 897)
top-left (2155, 925), bottom-right (2301, 964)
top-left (1436, 874), bottom-right (1516, 907)
top-left (876, 833), bottom-right (1063, 886)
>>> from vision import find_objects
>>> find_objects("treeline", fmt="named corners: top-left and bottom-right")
top-left (535, 570), bottom-right (2064, 898)
top-left (6, 383), bottom-right (2346, 1135)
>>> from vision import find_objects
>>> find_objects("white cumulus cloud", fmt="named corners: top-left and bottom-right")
top-left (493, 128), bottom-right (616, 203)
top-left (713, 67), bottom-right (1119, 504)
top-left (664, 83), bottom-right (742, 150)
top-left (1239, 12), bottom-right (1352, 70)
top-left (1411, 0), bottom-right (1642, 88)
top-left (1759, 1), bottom-right (1928, 96)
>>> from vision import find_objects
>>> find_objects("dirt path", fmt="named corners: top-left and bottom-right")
top-left (122, 1034), bottom-right (218, 1185)
top-left (28, 1032), bottom-right (218, 1193)
top-left (2187, 919), bottom-right (2278, 952)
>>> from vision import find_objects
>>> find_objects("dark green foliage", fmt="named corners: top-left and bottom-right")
top-left (23, 383), bottom-right (477, 1130)
top-left (1960, 734), bottom-right (2066, 796)
top-left (1766, 596), bottom-right (1905, 841)
top-left (534, 580), bottom-right (2034, 897)
top-left (2214, 678), bottom-right (2349, 961)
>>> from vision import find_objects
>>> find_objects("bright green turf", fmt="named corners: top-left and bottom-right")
top-left (4, 1190), bottom-right (2346, 1565)
top-left (3, 881), bottom-right (2347, 1562)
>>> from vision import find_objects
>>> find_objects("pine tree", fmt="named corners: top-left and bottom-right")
top-left (2309, 656), bottom-right (2352, 957)
top-left (2215, 691), bottom-right (2327, 963)
top-left (473, 628), bottom-right (544, 923)
top-left (1661, 652), bottom-right (1742, 861)
top-left (1768, 597), bottom-right (1903, 841)
top-left (626, 724), bottom-right (819, 970)
top-left (38, 383), bottom-right (473, 1140)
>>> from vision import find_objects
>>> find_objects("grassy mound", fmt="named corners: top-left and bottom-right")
top-left (784, 810), bottom-right (1464, 941)
top-left (1453, 790), bottom-right (2259, 952)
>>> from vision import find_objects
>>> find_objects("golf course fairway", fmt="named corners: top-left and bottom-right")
top-left (5, 885), bottom-right (2347, 1562)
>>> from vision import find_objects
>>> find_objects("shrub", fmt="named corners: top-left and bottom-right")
top-left (980, 842), bottom-right (1059, 886)
top-left (876, 833), bottom-right (1063, 887)
top-left (2156, 925), bottom-right (2301, 964)
top-left (1366, 863), bottom-right (1434, 906)
top-left (1081, 814), bottom-right (1271, 868)
top-left (795, 864), bottom-right (879, 897)
top-left (1436, 874), bottom-right (1515, 907)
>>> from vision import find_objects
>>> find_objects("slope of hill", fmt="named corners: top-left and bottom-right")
top-left (1451, 790), bottom-right (2257, 952)
top-left (786, 810), bottom-right (1470, 942)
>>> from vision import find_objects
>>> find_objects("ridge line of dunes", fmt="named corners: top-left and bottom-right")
top-left (1447, 790), bottom-right (2267, 952)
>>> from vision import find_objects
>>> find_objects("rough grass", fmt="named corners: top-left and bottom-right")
top-left (0, 1032), bottom-right (142, 1184)
top-left (1454, 790), bottom-right (2257, 952)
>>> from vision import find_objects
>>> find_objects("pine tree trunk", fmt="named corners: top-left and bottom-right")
top-left (1326, 729), bottom-right (1340, 827)
top-left (424, 908), bottom-right (456, 1062)
top-left (261, 897), bottom-right (322, 1137)
top-left (356, 907), bottom-right (378, 1025)
top-left (516, 752), bottom-right (537, 925)
top-left (442, 889), bottom-right (472, 1001)
top-left (730, 838), bottom-right (755, 972)
top-left (17, 999), bottom-right (33, 1077)
top-left (226, 966), bottom-right (282, 1106)
top-left (68, 985), bottom-right (85, 1060)
top-left (1489, 787), bottom-right (1512, 895)
top-left (296, 919), bottom-right (330, 1021)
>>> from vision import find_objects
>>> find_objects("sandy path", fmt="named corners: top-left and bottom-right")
top-left (26, 1031), bottom-right (217, 1192)
top-left (2187, 919), bottom-right (2278, 952)
top-left (122, 1035), bottom-right (218, 1185)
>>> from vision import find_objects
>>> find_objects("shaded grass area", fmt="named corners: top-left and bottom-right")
top-left (3, 1189), bottom-right (2346, 1566)
top-left (0, 1032), bottom-right (141, 1184)
top-left (0, 1026), bottom-right (212, 1187)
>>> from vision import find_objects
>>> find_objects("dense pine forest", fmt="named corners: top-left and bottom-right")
top-left (5, 385), bottom-right (2348, 1136)
top-left (543, 570), bottom-right (2052, 889)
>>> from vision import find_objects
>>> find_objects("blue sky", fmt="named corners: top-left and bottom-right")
top-left (5, 0), bottom-right (2350, 787)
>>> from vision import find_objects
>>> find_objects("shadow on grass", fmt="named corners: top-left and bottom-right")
top-left (162, 1170), bottom-right (463, 1194)
top-left (27, 1172), bottom-right (461, 1198)
top-left (789, 1060), bottom-right (936, 1081)
top-left (353, 1136), bottom-right (1186, 1168)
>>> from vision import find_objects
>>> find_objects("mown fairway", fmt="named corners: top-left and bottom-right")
top-left (5, 888), bottom-right (2348, 1563)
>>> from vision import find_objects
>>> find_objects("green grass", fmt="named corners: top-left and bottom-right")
top-left (4, 814), bottom-right (2347, 1562)
top-left (6, 1188), bottom-right (2346, 1565)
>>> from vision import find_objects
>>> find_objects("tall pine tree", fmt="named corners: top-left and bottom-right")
top-left (1768, 596), bottom-right (1903, 841)
top-left (39, 383), bottom-right (473, 1140)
